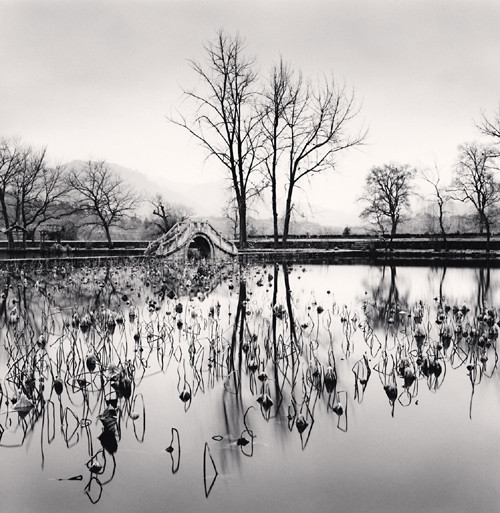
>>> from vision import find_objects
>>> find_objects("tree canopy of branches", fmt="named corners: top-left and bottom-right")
top-left (359, 163), bottom-right (415, 238)
top-left (0, 138), bottom-right (70, 248)
top-left (67, 160), bottom-right (139, 248)
top-left (479, 105), bottom-right (500, 140)
top-left (452, 142), bottom-right (500, 248)
top-left (260, 59), bottom-right (294, 247)
top-left (419, 165), bottom-right (451, 241)
top-left (173, 31), bottom-right (364, 248)
top-left (146, 194), bottom-right (192, 236)
top-left (171, 30), bottom-right (264, 249)
top-left (268, 68), bottom-right (365, 246)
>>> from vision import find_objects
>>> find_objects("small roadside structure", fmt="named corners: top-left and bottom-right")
top-left (2, 223), bottom-right (29, 250)
top-left (145, 220), bottom-right (237, 259)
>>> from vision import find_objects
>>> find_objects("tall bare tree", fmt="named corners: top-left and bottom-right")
top-left (171, 30), bottom-right (264, 248)
top-left (281, 73), bottom-right (364, 246)
top-left (260, 64), bottom-right (365, 246)
top-left (359, 163), bottom-right (415, 239)
top-left (261, 59), bottom-right (294, 247)
top-left (68, 160), bottom-right (139, 248)
top-left (14, 148), bottom-right (70, 244)
top-left (452, 142), bottom-right (500, 250)
top-left (419, 165), bottom-right (451, 242)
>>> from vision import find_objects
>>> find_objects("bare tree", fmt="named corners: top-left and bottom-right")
top-left (419, 165), bottom-right (451, 242)
top-left (170, 30), bottom-right (264, 249)
top-left (260, 59), bottom-right (294, 247)
top-left (479, 105), bottom-right (500, 140)
top-left (0, 139), bottom-right (70, 248)
top-left (359, 164), bottom-right (415, 239)
top-left (67, 160), bottom-right (139, 248)
top-left (148, 194), bottom-right (192, 235)
top-left (452, 142), bottom-right (500, 250)
top-left (15, 148), bottom-right (70, 244)
top-left (281, 73), bottom-right (365, 246)
top-left (260, 65), bottom-right (365, 247)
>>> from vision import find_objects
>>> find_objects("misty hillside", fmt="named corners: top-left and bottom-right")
top-left (65, 160), bottom-right (482, 237)
top-left (65, 160), bottom-right (229, 217)
top-left (66, 160), bottom-right (344, 231)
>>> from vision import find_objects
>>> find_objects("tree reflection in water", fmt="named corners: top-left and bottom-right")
top-left (0, 259), bottom-right (497, 504)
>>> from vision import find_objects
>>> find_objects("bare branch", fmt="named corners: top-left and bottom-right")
top-left (168, 30), bottom-right (262, 248)
top-left (67, 160), bottom-right (139, 247)
top-left (478, 105), bottom-right (500, 140)
top-left (451, 142), bottom-right (500, 247)
top-left (418, 164), bottom-right (451, 241)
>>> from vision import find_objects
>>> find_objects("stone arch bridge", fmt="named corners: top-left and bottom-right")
top-left (145, 220), bottom-right (238, 259)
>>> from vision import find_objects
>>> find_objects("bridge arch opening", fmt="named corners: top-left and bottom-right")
top-left (187, 235), bottom-right (212, 259)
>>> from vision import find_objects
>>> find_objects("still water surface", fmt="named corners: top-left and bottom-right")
top-left (0, 261), bottom-right (498, 513)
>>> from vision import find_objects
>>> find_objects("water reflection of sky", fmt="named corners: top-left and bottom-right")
top-left (289, 265), bottom-right (500, 308)
top-left (0, 261), bottom-right (498, 513)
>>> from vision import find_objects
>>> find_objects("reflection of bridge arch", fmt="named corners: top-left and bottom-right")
top-left (145, 220), bottom-right (237, 259)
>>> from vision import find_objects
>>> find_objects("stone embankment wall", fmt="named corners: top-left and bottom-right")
top-left (1, 235), bottom-right (500, 265)
top-left (239, 236), bottom-right (500, 266)
top-left (0, 240), bottom-right (149, 260)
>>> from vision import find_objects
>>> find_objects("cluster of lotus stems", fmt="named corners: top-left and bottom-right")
top-left (0, 258), bottom-right (496, 501)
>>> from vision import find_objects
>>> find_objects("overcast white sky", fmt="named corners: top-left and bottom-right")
top-left (1, 0), bottom-right (499, 220)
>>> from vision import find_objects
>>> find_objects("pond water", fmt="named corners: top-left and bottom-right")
top-left (0, 259), bottom-right (499, 513)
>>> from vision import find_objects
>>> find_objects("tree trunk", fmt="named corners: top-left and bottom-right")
top-left (272, 180), bottom-right (279, 248)
top-left (104, 225), bottom-right (114, 249)
top-left (270, 115), bottom-right (280, 248)
top-left (390, 218), bottom-right (397, 247)
top-left (5, 230), bottom-right (14, 251)
top-left (390, 219), bottom-right (397, 239)
top-left (238, 200), bottom-right (247, 249)
top-left (437, 200), bottom-right (447, 243)
top-left (282, 187), bottom-right (293, 248)
top-left (485, 216), bottom-right (491, 253)
top-left (438, 214), bottom-right (447, 243)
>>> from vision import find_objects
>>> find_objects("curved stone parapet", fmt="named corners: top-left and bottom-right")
top-left (145, 220), bottom-right (238, 259)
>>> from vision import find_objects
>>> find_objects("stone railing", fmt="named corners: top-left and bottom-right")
top-left (198, 221), bottom-right (237, 255)
top-left (145, 221), bottom-right (237, 257)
